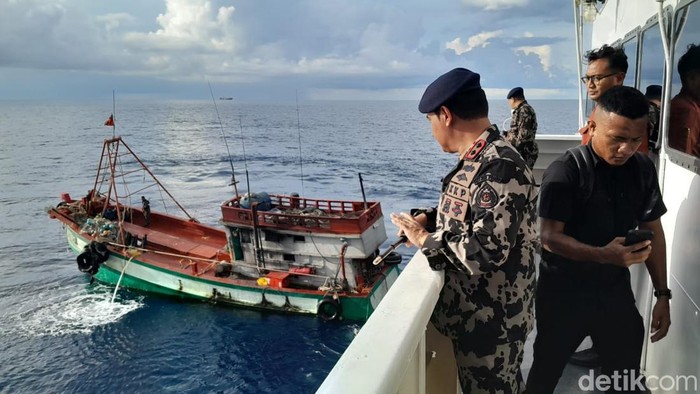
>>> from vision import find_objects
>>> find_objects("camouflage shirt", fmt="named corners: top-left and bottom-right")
top-left (418, 125), bottom-right (538, 345)
top-left (506, 100), bottom-right (539, 168)
top-left (648, 102), bottom-right (661, 152)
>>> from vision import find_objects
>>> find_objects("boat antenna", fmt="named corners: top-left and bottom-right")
top-left (207, 80), bottom-right (239, 197)
top-left (112, 90), bottom-right (116, 138)
top-left (296, 90), bottom-right (305, 195)
top-left (238, 115), bottom-right (252, 196)
top-left (358, 173), bottom-right (368, 210)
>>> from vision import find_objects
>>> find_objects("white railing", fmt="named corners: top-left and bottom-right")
top-left (317, 252), bottom-right (445, 394)
top-left (531, 134), bottom-right (581, 183)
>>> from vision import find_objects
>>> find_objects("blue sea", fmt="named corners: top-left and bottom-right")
top-left (0, 99), bottom-right (577, 393)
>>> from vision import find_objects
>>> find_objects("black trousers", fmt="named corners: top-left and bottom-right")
top-left (526, 273), bottom-right (645, 393)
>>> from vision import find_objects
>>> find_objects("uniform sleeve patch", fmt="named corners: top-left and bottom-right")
top-left (475, 183), bottom-right (499, 209)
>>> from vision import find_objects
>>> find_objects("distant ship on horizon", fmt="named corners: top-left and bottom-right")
top-left (219, 97), bottom-right (233, 100)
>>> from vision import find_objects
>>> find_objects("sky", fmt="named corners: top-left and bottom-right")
top-left (0, 0), bottom-right (581, 101)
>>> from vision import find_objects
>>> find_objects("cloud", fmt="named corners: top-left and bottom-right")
top-left (446, 30), bottom-right (503, 55)
top-left (0, 0), bottom-right (580, 100)
top-left (124, 0), bottom-right (237, 52)
top-left (461, 0), bottom-right (529, 11)
top-left (95, 13), bottom-right (135, 32)
top-left (516, 45), bottom-right (552, 73)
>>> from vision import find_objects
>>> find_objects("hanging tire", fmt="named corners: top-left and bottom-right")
top-left (317, 295), bottom-right (342, 321)
top-left (89, 241), bottom-right (109, 263)
top-left (77, 250), bottom-right (100, 275)
top-left (76, 242), bottom-right (108, 275)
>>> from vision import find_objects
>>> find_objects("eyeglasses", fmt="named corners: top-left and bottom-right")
top-left (581, 72), bottom-right (619, 85)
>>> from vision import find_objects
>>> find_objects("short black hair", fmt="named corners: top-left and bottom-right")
top-left (585, 44), bottom-right (628, 73)
top-left (678, 43), bottom-right (700, 85)
top-left (597, 86), bottom-right (648, 120)
top-left (440, 89), bottom-right (489, 120)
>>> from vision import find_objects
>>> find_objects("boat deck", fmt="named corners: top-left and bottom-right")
top-left (121, 221), bottom-right (224, 260)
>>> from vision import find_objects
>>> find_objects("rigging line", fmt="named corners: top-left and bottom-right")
top-left (96, 145), bottom-right (113, 195)
top-left (128, 182), bottom-right (159, 197)
top-left (115, 149), bottom-right (133, 208)
top-left (157, 186), bottom-right (168, 215)
top-left (295, 90), bottom-right (305, 195)
top-left (308, 232), bottom-right (338, 266)
top-left (207, 80), bottom-right (239, 197)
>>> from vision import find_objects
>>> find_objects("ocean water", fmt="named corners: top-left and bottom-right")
top-left (0, 99), bottom-right (577, 393)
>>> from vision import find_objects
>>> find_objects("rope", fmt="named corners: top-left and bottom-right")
top-left (111, 253), bottom-right (137, 303)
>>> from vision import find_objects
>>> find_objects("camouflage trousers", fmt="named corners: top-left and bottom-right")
top-left (515, 141), bottom-right (539, 170)
top-left (452, 334), bottom-right (526, 393)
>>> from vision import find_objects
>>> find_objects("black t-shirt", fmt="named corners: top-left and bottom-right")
top-left (538, 144), bottom-right (666, 286)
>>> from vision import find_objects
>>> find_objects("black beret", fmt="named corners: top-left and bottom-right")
top-left (419, 68), bottom-right (482, 113)
top-left (507, 87), bottom-right (524, 99)
top-left (644, 84), bottom-right (662, 99)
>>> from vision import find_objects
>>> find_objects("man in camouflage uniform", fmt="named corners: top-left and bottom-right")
top-left (644, 85), bottom-right (662, 153)
top-left (506, 87), bottom-right (539, 168)
top-left (391, 68), bottom-right (538, 393)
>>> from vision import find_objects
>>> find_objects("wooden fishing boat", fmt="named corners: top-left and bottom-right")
top-left (48, 136), bottom-right (400, 321)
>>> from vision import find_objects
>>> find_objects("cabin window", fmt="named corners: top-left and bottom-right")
top-left (639, 24), bottom-right (664, 93)
top-left (283, 254), bottom-right (295, 262)
top-left (240, 231), bottom-right (252, 243)
top-left (264, 231), bottom-right (282, 242)
top-left (621, 36), bottom-right (639, 88)
top-left (667, 1), bottom-right (700, 161)
top-left (639, 22), bottom-right (665, 153)
top-left (293, 235), bottom-right (305, 242)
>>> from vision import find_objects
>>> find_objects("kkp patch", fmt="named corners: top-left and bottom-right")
top-left (475, 183), bottom-right (499, 209)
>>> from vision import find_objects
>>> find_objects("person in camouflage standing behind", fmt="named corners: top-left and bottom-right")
top-left (506, 87), bottom-right (539, 168)
top-left (391, 68), bottom-right (538, 393)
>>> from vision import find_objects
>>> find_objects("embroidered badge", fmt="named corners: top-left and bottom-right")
top-left (464, 139), bottom-right (487, 160)
top-left (451, 200), bottom-right (465, 217)
top-left (440, 189), bottom-right (469, 221)
top-left (476, 184), bottom-right (498, 209)
top-left (441, 197), bottom-right (452, 214)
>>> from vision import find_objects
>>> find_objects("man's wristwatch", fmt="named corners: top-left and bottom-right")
top-left (654, 288), bottom-right (672, 299)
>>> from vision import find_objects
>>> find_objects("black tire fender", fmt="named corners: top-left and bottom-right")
top-left (317, 295), bottom-right (342, 321)
top-left (77, 251), bottom-right (98, 274)
top-left (89, 241), bottom-right (109, 263)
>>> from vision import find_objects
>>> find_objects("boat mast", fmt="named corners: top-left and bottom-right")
top-left (112, 90), bottom-right (116, 139)
top-left (296, 90), bottom-right (306, 196)
top-left (208, 81), bottom-right (240, 197)
top-left (238, 115), bottom-right (252, 196)
top-left (92, 137), bottom-right (196, 222)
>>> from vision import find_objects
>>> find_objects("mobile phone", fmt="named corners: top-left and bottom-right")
top-left (624, 229), bottom-right (654, 246)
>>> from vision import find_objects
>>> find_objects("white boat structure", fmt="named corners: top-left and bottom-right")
top-left (319, 0), bottom-right (700, 392)
top-left (48, 137), bottom-right (400, 321)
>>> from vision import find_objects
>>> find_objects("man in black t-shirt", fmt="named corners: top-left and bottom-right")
top-left (526, 86), bottom-right (671, 393)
